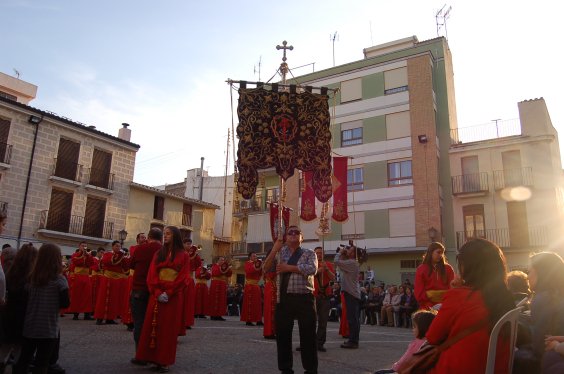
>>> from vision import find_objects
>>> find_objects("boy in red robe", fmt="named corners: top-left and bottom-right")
top-left (241, 251), bottom-right (263, 326)
top-left (208, 257), bottom-right (232, 321)
top-left (94, 241), bottom-right (129, 324)
top-left (69, 242), bottom-right (94, 320)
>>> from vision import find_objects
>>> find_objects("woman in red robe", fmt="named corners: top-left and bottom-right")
top-left (414, 242), bottom-right (455, 310)
top-left (94, 241), bottom-right (129, 324)
top-left (241, 252), bottom-right (263, 325)
top-left (135, 226), bottom-right (189, 373)
top-left (194, 265), bottom-right (210, 318)
top-left (208, 257), bottom-right (232, 320)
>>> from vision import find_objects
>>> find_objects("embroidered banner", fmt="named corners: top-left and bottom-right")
top-left (269, 203), bottom-right (291, 242)
top-left (237, 86), bottom-right (333, 202)
top-left (332, 156), bottom-right (349, 222)
top-left (300, 171), bottom-right (317, 221)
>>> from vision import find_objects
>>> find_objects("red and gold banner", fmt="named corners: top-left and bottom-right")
top-left (300, 171), bottom-right (317, 221)
top-left (332, 156), bottom-right (349, 222)
top-left (269, 203), bottom-right (291, 242)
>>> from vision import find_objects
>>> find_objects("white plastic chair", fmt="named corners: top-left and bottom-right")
top-left (485, 306), bottom-right (523, 374)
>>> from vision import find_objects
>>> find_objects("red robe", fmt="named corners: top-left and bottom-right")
top-left (194, 266), bottom-right (210, 315)
top-left (183, 250), bottom-right (201, 328)
top-left (68, 251), bottom-right (94, 313)
top-left (136, 251), bottom-right (189, 366)
top-left (208, 263), bottom-right (232, 317)
top-left (339, 292), bottom-right (349, 337)
top-left (262, 271), bottom-right (276, 337)
top-left (94, 251), bottom-right (130, 320)
top-left (426, 287), bottom-right (510, 374)
top-left (414, 263), bottom-right (455, 309)
top-left (90, 257), bottom-right (102, 310)
top-left (121, 246), bottom-right (137, 325)
top-left (241, 260), bottom-right (263, 323)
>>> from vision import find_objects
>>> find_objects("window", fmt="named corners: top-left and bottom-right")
top-left (54, 138), bottom-right (81, 181)
top-left (386, 111), bottom-right (411, 139)
top-left (347, 167), bottom-right (364, 191)
top-left (89, 148), bottom-right (113, 189)
top-left (46, 188), bottom-right (73, 232)
top-left (340, 78), bottom-right (362, 103)
top-left (384, 67), bottom-right (408, 95)
top-left (342, 128), bottom-right (363, 146)
top-left (182, 203), bottom-right (192, 226)
top-left (83, 196), bottom-right (106, 238)
top-left (0, 118), bottom-right (11, 164)
top-left (389, 207), bottom-right (415, 237)
top-left (388, 160), bottom-right (412, 186)
top-left (0, 91), bottom-right (17, 101)
top-left (342, 212), bottom-right (364, 240)
top-left (400, 259), bottom-right (422, 269)
top-left (463, 204), bottom-right (485, 239)
top-left (153, 196), bottom-right (164, 220)
top-left (266, 187), bottom-right (279, 204)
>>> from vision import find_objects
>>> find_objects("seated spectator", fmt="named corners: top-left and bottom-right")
top-left (425, 238), bottom-right (515, 373)
top-left (507, 270), bottom-right (531, 305)
top-left (380, 286), bottom-right (397, 327)
top-left (399, 286), bottom-right (418, 328)
top-left (366, 286), bottom-right (384, 325)
top-left (374, 309), bottom-right (437, 374)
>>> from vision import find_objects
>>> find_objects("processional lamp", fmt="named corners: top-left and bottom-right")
top-left (118, 229), bottom-right (128, 246)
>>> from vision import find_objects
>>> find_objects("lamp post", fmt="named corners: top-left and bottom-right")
top-left (118, 229), bottom-right (128, 247)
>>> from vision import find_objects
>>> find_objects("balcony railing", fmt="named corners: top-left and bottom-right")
top-left (231, 241), bottom-right (247, 255)
top-left (233, 197), bottom-right (268, 215)
top-left (182, 213), bottom-right (192, 227)
top-left (0, 201), bottom-right (7, 214)
top-left (86, 167), bottom-right (114, 190)
top-left (39, 210), bottom-right (114, 239)
top-left (456, 226), bottom-right (548, 249)
top-left (0, 142), bottom-right (12, 164)
top-left (493, 167), bottom-right (533, 190)
top-left (451, 172), bottom-right (489, 195)
top-left (52, 158), bottom-right (82, 182)
top-left (450, 119), bottom-right (521, 145)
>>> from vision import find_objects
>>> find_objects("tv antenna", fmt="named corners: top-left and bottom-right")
top-left (254, 56), bottom-right (262, 81)
top-left (13, 68), bottom-right (21, 79)
top-left (330, 31), bottom-right (339, 67)
top-left (436, 4), bottom-right (452, 39)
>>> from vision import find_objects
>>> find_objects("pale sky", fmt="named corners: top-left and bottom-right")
top-left (1, 0), bottom-right (562, 186)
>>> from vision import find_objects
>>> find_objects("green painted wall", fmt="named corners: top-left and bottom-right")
top-left (362, 72), bottom-right (385, 99)
top-left (363, 116), bottom-right (387, 143)
top-left (364, 160), bottom-right (388, 190)
top-left (365, 209), bottom-right (389, 237)
top-left (332, 122), bottom-right (342, 148)
top-left (326, 82), bottom-right (341, 106)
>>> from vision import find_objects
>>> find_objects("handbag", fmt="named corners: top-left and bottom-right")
top-left (398, 320), bottom-right (488, 374)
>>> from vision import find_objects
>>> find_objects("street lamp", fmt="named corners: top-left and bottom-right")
top-left (118, 229), bottom-right (128, 246)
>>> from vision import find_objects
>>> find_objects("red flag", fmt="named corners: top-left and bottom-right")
top-left (300, 171), bottom-right (317, 221)
top-left (270, 203), bottom-right (291, 242)
top-left (332, 157), bottom-right (349, 222)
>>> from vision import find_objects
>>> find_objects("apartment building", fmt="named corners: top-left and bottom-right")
top-left (0, 72), bottom-right (139, 254)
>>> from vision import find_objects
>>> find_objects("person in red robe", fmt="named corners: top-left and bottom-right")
top-left (183, 238), bottom-right (201, 330)
top-left (414, 242), bottom-right (455, 310)
top-left (90, 248), bottom-right (104, 312)
top-left (241, 251), bottom-right (263, 326)
top-left (208, 257), bottom-right (232, 321)
top-left (262, 250), bottom-right (277, 339)
top-left (94, 241), bottom-right (130, 325)
top-left (69, 241), bottom-right (94, 320)
top-left (135, 226), bottom-right (189, 373)
top-left (122, 233), bottom-right (147, 331)
top-left (194, 265), bottom-right (211, 318)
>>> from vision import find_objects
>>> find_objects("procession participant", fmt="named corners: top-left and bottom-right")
top-left (313, 246), bottom-right (335, 352)
top-left (183, 238), bottom-right (201, 329)
top-left (414, 242), bottom-right (455, 310)
top-left (335, 245), bottom-right (361, 349)
top-left (135, 226), bottom-right (189, 373)
top-left (194, 264), bottom-right (211, 318)
top-left (208, 257), bottom-right (232, 321)
top-left (94, 241), bottom-right (129, 325)
top-left (122, 233), bottom-right (146, 331)
top-left (90, 248), bottom-right (104, 311)
top-left (241, 251), bottom-right (263, 326)
top-left (129, 227), bottom-right (162, 363)
top-left (68, 241), bottom-right (94, 320)
top-left (263, 225), bottom-right (318, 374)
top-left (262, 248), bottom-right (277, 339)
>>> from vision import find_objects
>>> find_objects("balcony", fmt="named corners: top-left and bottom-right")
top-left (231, 241), bottom-right (247, 255)
top-left (38, 210), bottom-right (114, 243)
top-left (493, 167), bottom-right (533, 190)
top-left (456, 226), bottom-right (548, 250)
top-left (233, 197), bottom-right (268, 216)
top-left (85, 167), bottom-right (115, 193)
top-left (0, 142), bottom-right (12, 169)
top-left (451, 172), bottom-right (489, 196)
top-left (450, 119), bottom-right (521, 145)
top-left (49, 158), bottom-right (83, 187)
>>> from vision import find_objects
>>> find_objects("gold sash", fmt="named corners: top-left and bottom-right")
top-left (104, 270), bottom-right (127, 279)
top-left (196, 279), bottom-right (208, 284)
top-left (159, 268), bottom-right (178, 281)
top-left (74, 266), bottom-right (90, 275)
top-left (246, 279), bottom-right (259, 286)
top-left (129, 270), bottom-right (135, 276)
top-left (212, 276), bottom-right (227, 282)
top-left (426, 289), bottom-right (447, 303)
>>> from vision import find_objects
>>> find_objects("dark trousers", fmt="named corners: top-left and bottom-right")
top-left (315, 296), bottom-right (330, 347)
top-left (275, 294), bottom-right (318, 374)
top-left (344, 292), bottom-right (360, 344)
top-left (130, 289), bottom-right (150, 349)
top-left (13, 337), bottom-right (57, 374)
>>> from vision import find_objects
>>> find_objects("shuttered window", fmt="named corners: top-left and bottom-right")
top-left (83, 196), bottom-right (106, 238)
top-left (342, 212), bottom-right (365, 240)
top-left (341, 78), bottom-right (362, 103)
top-left (55, 138), bottom-right (80, 180)
top-left (47, 188), bottom-right (73, 232)
top-left (384, 67), bottom-right (408, 93)
top-left (389, 207), bottom-right (415, 237)
top-left (90, 148), bottom-right (112, 188)
top-left (182, 203), bottom-right (192, 226)
top-left (386, 111), bottom-right (411, 139)
top-left (0, 118), bottom-right (10, 164)
top-left (153, 196), bottom-right (164, 220)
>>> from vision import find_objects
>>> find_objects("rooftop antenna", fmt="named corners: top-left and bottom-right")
top-left (369, 21), bottom-right (374, 46)
top-left (254, 55), bottom-right (262, 81)
top-left (13, 68), bottom-right (20, 79)
top-left (330, 31), bottom-right (339, 67)
top-left (436, 4), bottom-right (452, 39)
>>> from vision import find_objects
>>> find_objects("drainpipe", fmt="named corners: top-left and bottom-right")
top-left (199, 157), bottom-right (204, 201)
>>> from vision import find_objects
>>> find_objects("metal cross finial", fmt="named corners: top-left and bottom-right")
top-left (276, 40), bottom-right (293, 62)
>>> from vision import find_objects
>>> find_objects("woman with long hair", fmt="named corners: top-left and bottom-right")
top-left (425, 238), bottom-right (515, 373)
top-left (13, 243), bottom-right (69, 374)
top-left (414, 242), bottom-right (455, 309)
top-left (135, 226), bottom-right (189, 373)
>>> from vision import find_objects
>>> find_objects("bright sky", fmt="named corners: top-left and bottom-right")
top-left (1, 0), bottom-right (562, 187)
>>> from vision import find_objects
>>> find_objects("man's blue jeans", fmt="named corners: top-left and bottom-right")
top-left (344, 291), bottom-right (360, 344)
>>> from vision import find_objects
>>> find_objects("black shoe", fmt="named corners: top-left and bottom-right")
top-left (72, 314), bottom-right (79, 320)
top-left (155, 365), bottom-right (169, 373)
top-left (186, 326), bottom-right (192, 329)
top-left (246, 322), bottom-right (255, 326)
top-left (256, 321), bottom-right (264, 326)
top-left (340, 341), bottom-right (358, 349)
top-left (264, 335), bottom-right (276, 340)
top-left (84, 314), bottom-right (93, 321)
top-left (130, 358), bottom-right (147, 366)
top-left (105, 320), bottom-right (117, 325)
top-left (95, 319), bottom-right (103, 325)
top-left (295, 346), bottom-right (301, 351)
top-left (317, 346), bottom-right (327, 352)
top-left (200, 315), bottom-right (207, 319)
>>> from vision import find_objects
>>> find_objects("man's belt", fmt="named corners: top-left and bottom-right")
top-left (104, 270), bottom-right (127, 279)
top-left (73, 266), bottom-right (90, 275)
top-left (245, 279), bottom-right (259, 286)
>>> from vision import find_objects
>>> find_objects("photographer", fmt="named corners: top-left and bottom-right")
top-left (334, 245), bottom-right (361, 349)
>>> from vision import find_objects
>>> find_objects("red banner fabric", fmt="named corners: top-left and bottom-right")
top-left (332, 157), bottom-right (349, 222)
top-left (270, 203), bottom-right (291, 242)
top-left (300, 171), bottom-right (317, 221)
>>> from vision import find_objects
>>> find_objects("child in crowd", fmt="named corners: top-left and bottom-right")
top-left (373, 309), bottom-right (437, 373)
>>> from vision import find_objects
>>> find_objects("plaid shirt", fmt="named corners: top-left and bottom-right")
top-left (279, 245), bottom-right (318, 295)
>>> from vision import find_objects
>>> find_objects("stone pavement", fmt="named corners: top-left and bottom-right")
top-left (52, 315), bottom-right (411, 374)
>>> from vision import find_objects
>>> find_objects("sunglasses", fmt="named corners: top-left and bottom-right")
top-left (287, 229), bottom-right (301, 236)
